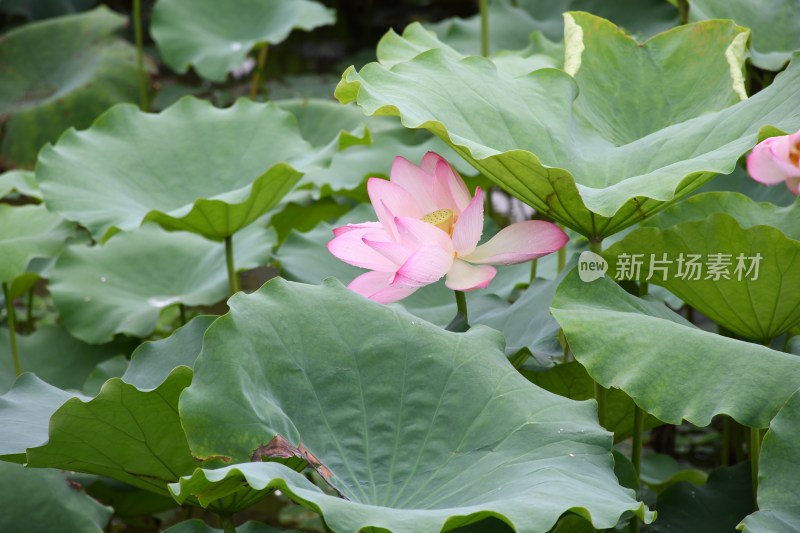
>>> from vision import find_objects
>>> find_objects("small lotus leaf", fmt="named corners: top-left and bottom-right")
top-left (0, 169), bottom-right (41, 200)
top-left (0, 204), bottom-right (75, 284)
top-left (0, 462), bottom-right (111, 532)
top-left (0, 7), bottom-right (142, 168)
top-left (49, 223), bottom-right (274, 344)
top-left (606, 193), bottom-right (800, 342)
top-left (690, 0), bottom-right (800, 71)
top-left (151, 0), bottom-right (335, 82)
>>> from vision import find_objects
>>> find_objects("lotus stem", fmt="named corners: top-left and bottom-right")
top-left (225, 236), bottom-right (240, 296)
top-left (2, 283), bottom-right (21, 377)
top-left (632, 405), bottom-right (644, 476)
top-left (751, 427), bottom-right (762, 507)
top-left (249, 44), bottom-right (270, 100)
top-left (455, 290), bottom-right (469, 325)
top-left (529, 258), bottom-right (537, 283)
top-left (588, 239), bottom-right (607, 427)
top-left (218, 513), bottom-right (236, 533)
top-left (722, 416), bottom-right (731, 466)
top-left (25, 288), bottom-right (33, 334)
top-left (677, 0), bottom-right (689, 25)
top-left (557, 241), bottom-right (566, 271)
top-left (479, 0), bottom-right (489, 57)
top-left (629, 279), bottom-right (648, 533)
top-left (629, 403), bottom-right (645, 533)
top-left (179, 304), bottom-right (187, 326)
top-left (133, 0), bottom-right (148, 111)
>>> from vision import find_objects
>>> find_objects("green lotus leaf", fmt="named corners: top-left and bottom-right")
top-left (0, 7), bottom-right (142, 169)
top-left (387, 21), bottom-right (563, 77)
top-left (0, 169), bottom-right (41, 200)
top-left (337, 14), bottom-right (800, 239)
top-left (0, 462), bottom-right (111, 532)
top-left (650, 462), bottom-right (754, 532)
top-left (696, 162), bottom-right (798, 207)
top-left (605, 193), bottom-right (800, 342)
top-left (177, 278), bottom-right (650, 530)
top-left (0, 373), bottom-right (84, 463)
top-left (522, 362), bottom-right (663, 442)
top-left (551, 270), bottom-right (800, 428)
top-left (429, 0), bottom-right (677, 55)
top-left (0, 204), bottom-right (75, 284)
top-left (469, 266), bottom-right (568, 364)
top-left (0, 0), bottom-right (98, 20)
top-left (37, 97), bottom-right (307, 241)
top-left (639, 453), bottom-right (708, 494)
top-left (739, 388), bottom-right (800, 532)
top-left (690, 0), bottom-right (800, 71)
top-left (274, 97), bottom-right (475, 200)
top-left (25, 370), bottom-right (196, 494)
top-left (122, 315), bottom-right (215, 391)
top-left (82, 477), bottom-right (180, 520)
top-left (164, 519), bottom-right (296, 533)
top-left (49, 222), bottom-right (274, 344)
top-left (81, 355), bottom-right (129, 396)
top-left (151, 0), bottom-right (335, 82)
top-left (274, 99), bottom-right (374, 150)
top-left (0, 325), bottom-right (135, 394)
top-left (0, 367), bottom-right (198, 495)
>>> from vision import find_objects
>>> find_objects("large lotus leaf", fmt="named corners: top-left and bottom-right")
top-left (0, 462), bottom-right (111, 532)
top-left (0, 204), bottom-right (75, 284)
top-left (0, 0), bottom-right (98, 20)
top-left (650, 462), bottom-right (754, 533)
top-left (0, 169), bottom-right (41, 200)
top-left (689, 0), bottom-right (800, 71)
top-left (605, 193), bottom-right (800, 341)
top-left (151, 0), bottom-right (335, 82)
top-left (0, 368), bottom-right (199, 495)
top-left (177, 278), bottom-right (650, 530)
top-left (429, 0), bottom-right (677, 55)
top-left (0, 325), bottom-right (135, 394)
top-left (739, 388), bottom-right (800, 532)
top-left (49, 222), bottom-right (274, 344)
top-left (551, 270), bottom-right (800, 428)
top-left (37, 97), bottom-right (307, 241)
top-left (337, 14), bottom-right (800, 239)
top-left (0, 7), bottom-right (141, 168)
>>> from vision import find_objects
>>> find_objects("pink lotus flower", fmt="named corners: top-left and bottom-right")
top-left (746, 130), bottom-right (800, 195)
top-left (327, 152), bottom-right (568, 303)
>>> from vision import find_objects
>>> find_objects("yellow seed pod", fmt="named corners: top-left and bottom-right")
top-left (422, 208), bottom-right (454, 233)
